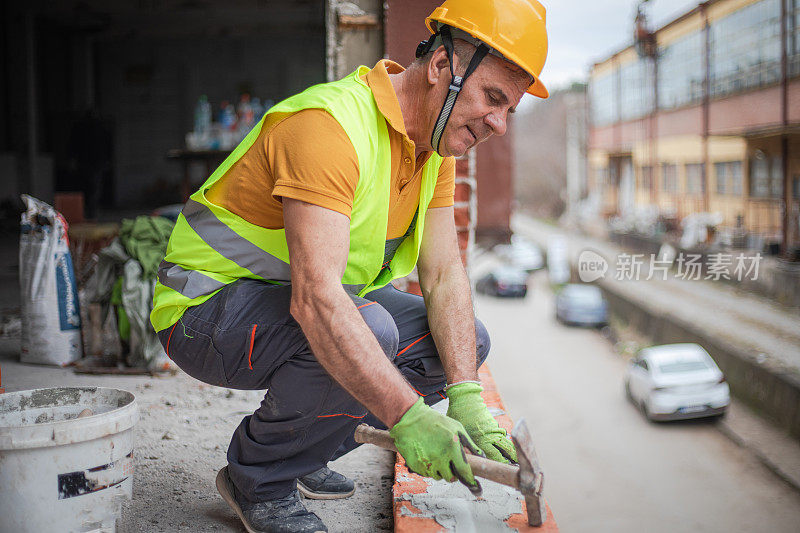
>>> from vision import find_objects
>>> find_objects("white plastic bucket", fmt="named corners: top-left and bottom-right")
top-left (0, 387), bottom-right (139, 533)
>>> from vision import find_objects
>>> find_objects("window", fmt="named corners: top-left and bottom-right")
top-left (640, 166), bottom-right (654, 191)
top-left (715, 161), bottom-right (744, 195)
top-left (619, 58), bottom-right (654, 121)
top-left (658, 360), bottom-right (712, 373)
top-left (750, 155), bottom-right (784, 197)
top-left (793, 175), bottom-right (800, 199)
top-left (686, 163), bottom-right (705, 194)
top-left (590, 71), bottom-right (616, 126)
top-left (710, 0), bottom-right (782, 97)
top-left (658, 30), bottom-right (705, 110)
top-left (661, 163), bottom-right (678, 193)
top-left (788, 0), bottom-right (800, 77)
top-left (595, 167), bottom-right (609, 187)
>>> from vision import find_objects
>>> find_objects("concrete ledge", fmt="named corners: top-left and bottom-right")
top-left (600, 280), bottom-right (800, 440)
top-left (392, 365), bottom-right (559, 532)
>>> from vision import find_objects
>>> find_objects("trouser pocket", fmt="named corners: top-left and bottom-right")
top-left (158, 320), bottom-right (228, 388)
top-left (212, 324), bottom-right (265, 390)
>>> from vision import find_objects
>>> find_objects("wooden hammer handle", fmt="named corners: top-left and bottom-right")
top-left (354, 423), bottom-right (520, 489)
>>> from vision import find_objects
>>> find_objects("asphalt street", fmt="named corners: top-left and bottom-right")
top-left (475, 271), bottom-right (800, 533)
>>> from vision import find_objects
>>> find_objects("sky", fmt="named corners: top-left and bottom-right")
top-left (519, 0), bottom-right (701, 108)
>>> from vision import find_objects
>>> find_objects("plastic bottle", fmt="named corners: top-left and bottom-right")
top-left (238, 93), bottom-right (254, 129)
top-left (219, 101), bottom-right (237, 131)
top-left (194, 95), bottom-right (212, 134)
top-left (251, 97), bottom-right (265, 122)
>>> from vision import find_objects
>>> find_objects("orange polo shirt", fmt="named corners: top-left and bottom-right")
top-left (206, 60), bottom-right (455, 239)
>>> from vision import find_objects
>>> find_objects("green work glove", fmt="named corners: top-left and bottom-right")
top-left (390, 397), bottom-right (483, 491)
top-left (446, 382), bottom-right (517, 464)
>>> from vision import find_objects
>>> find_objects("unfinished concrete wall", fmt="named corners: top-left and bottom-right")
top-left (327, 0), bottom-right (383, 80)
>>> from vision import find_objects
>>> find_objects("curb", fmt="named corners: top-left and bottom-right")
top-left (716, 420), bottom-right (800, 493)
top-left (392, 365), bottom-right (559, 532)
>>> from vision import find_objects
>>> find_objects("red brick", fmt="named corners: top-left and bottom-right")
top-left (454, 205), bottom-right (470, 229)
top-left (454, 182), bottom-right (471, 203)
top-left (457, 230), bottom-right (469, 252)
top-left (455, 157), bottom-right (470, 176)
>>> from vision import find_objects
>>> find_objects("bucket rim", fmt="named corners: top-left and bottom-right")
top-left (0, 386), bottom-right (139, 450)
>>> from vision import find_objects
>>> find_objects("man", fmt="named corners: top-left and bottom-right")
top-left (151, 1), bottom-right (548, 531)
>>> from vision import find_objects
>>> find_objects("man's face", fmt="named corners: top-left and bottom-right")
top-left (436, 53), bottom-right (530, 157)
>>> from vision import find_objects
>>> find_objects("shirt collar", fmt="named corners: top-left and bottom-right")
top-left (364, 59), bottom-right (409, 139)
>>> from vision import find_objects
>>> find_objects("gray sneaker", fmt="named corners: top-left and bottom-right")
top-left (297, 466), bottom-right (356, 500)
top-left (216, 467), bottom-right (327, 533)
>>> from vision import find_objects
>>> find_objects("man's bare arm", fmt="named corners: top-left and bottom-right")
top-left (283, 198), bottom-right (418, 427)
top-left (416, 206), bottom-right (478, 384)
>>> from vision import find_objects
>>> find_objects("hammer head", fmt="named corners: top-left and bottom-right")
top-left (511, 419), bottom-right (546, 527)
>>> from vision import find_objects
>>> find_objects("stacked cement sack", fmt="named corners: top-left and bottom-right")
top-left (19, 195), bottom-right (82, 365)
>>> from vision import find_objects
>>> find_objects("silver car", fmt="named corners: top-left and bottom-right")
top-left (624, 343), bottom-right (730, 421)
top-left (555, 284), bottom-right (608, 327)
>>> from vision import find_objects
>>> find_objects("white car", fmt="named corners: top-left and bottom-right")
top-left (493, 239), bottom-right (544, 271)
top-left (624, 343), bottom-right (730, 421)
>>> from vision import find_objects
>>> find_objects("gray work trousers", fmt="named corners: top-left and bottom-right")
top-left (157, 278), bottom-right (490, 502)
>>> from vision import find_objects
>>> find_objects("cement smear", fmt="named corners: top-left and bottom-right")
top-left (400, 477), bottom-right (521, 532)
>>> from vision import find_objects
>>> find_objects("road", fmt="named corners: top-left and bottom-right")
top-left (474, 272), bottom-right (800, 533)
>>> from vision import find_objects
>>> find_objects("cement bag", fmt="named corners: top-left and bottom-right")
top-left (19, 194), bottom-right (82, 365)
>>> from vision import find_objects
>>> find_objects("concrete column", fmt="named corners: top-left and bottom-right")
top-left (25, 11), bottom-right (37, 198)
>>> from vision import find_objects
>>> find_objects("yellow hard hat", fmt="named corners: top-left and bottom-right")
top-left (425, 0), bottom-right (549, 98)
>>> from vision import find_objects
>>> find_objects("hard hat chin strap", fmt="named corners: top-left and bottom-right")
top-left (429, 26), bottom-right (490, 156)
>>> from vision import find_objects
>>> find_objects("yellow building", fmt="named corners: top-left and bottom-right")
top-left (588, 0), bottom-right (800, 254)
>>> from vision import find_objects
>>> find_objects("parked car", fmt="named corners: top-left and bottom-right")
top-left (624, 343), bottom-right (730, 421)
top-left (475, 266), bottom-right (529, 298)
top-left (493, 239), bottom-right (544, 271)
top-left (555, 284), bottom-right (608, 326)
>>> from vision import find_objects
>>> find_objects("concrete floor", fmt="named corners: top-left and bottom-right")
top-left (0, 337), bottom-right (394, 533)
top-left (476, 271), bottom-right (800, 533)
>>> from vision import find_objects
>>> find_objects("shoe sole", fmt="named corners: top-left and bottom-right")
top-left (216, 467), bottom-right (260, 533)
top-left (296, 480), bottom-right (356, 500)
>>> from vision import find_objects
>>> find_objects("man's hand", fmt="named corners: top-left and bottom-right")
top-left (446, 382), bottom-right (517, 464)
top-left (390, 397), bottom-right (483, 490)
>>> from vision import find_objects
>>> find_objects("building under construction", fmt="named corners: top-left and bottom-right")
top-left (588, 0), bottom-right (800, 256)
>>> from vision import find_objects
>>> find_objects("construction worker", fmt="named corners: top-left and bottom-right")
top-left (151, 0), bottom-right (548, 531)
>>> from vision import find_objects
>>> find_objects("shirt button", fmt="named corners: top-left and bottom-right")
top-left (404, 157), bottom-right (412, 164)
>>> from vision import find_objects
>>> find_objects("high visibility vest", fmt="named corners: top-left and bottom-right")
top-left (150, 66), bottom-right (443, 332)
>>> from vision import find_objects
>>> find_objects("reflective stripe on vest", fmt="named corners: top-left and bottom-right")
top-left (158, 260), bottom-right (227, 299)
top-left (181, 199), bottom-right (291, 281)
top-left (159, 260), bottom-right (365, 298)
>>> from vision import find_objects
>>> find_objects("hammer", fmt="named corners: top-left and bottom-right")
top-left (354, 418), bottom-right (546, 527)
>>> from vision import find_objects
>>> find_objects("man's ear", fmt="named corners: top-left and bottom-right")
top-left (427, 46), bottom-right (452, 86)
